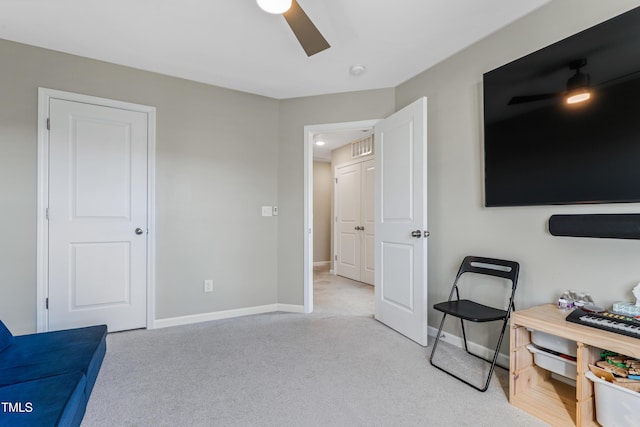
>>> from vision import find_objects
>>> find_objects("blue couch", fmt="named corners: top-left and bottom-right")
top-left (0, 320), bottom-right (107, 426)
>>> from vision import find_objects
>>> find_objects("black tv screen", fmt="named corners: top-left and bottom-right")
top-left (483, 6), bottom-right (640, 207)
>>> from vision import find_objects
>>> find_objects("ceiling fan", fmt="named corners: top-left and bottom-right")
top-left (257, 0), bottom-right (331, 56)
top-left (508, 58), bottom-right (592, 106)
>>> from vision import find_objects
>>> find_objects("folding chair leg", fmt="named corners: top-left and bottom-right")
top-left (429, 315), bottom-right (509, 392)
top-left (463, 318), bottom-right (511, 368)
top-left (428, 313), bottom-right (447, 364)
top-left (460, 318), bottom-right (469, 353)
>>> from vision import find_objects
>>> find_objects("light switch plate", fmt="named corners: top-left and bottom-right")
top-left (262, 206), bottom-right (273, 217)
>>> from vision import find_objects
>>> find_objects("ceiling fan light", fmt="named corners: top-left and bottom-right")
top-left (565, 62), bottom-right (591, 105)
top-left (566, 89), bottom-right (591, 105)
top-left (256, 0), bottom-right (292, 14)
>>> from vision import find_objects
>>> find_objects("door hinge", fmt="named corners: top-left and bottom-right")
top-left (335, 255), bottom-right (338, 261)
top-left (45, 297), bottom-right (49, 310)
top-left (46, 118), bottom-right (50, 130)
top-left (45, 207), bottom-right (49, 221)
top-left (335, 178), bottom-right (338, 184)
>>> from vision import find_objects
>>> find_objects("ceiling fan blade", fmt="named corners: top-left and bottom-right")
top-left (283, 0), bottom-right (330, 57)
top-left (508, 92), bottom-right (563, 105)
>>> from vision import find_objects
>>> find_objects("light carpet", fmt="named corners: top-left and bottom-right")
top-left (82, 272), bottom-right (548, 426)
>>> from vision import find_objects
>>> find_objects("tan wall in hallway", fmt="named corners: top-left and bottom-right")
top-left (313, 161), bottom-right (332, 264)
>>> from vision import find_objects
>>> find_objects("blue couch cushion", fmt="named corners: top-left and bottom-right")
top-left (0, 372), bottom-right (87, 427)
top-left (0, 325), bottom-right (107, 394)
top-left (0, 321), bottom-right (13, 353)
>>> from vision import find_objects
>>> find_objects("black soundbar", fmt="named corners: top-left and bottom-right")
top-left (549, 214), bottom-right (640, 240)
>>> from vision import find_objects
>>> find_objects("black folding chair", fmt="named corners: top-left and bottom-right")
top-left (429, 256), bottom-right (520, 391)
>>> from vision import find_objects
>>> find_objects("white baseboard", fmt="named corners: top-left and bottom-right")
top-left (427, 326), bottom-right (510, 368)
top-left (276, 304), bottom-right (305, 313)
top-left (153, 303), bottom-right (305, 329)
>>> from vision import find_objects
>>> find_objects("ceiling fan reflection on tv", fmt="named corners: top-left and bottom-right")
top-left (257, 0), bottom-right (330, 57)
top-left (508, 58), bottom-right (592, 106)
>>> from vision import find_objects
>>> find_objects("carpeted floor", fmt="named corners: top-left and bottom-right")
top-left (82, 271), bottom-right (548, 426)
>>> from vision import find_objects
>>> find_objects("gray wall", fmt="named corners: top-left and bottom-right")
top-left (3, 0), bottom-right (640, 340)
top-left (0, 39), bottom-right (280, 333)
top-left (395, 0), bottom-right (640, 339)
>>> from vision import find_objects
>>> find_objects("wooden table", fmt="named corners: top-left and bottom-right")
top-left (510, 304), bottom-right (640, 426)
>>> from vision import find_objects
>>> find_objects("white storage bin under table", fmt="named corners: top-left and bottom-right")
top-left (526, 344), bottom-right (576, 383)
top-left (585, 371), bottom-right (640, 427)
top-left (528, 328), bottom-right (577, 357)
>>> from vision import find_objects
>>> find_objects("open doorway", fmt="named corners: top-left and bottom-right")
top-left (303, 119), bottom-right (379, 314)
top-left (304, 98), bottom-right (429, 344)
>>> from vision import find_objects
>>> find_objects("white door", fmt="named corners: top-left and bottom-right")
top-left (361, 159), bottom-right (375, 285)
top-left (374, 97), bottom-right (428, 346)
top-left (47, 98), bottom-right (148, 332)
top-left (336, 163), bottom-right (362, 281)
top-left (335, 159), bottom-right (375, 285)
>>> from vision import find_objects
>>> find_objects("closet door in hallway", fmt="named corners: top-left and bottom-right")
top-left (335, 158), bottom-right (375, 285)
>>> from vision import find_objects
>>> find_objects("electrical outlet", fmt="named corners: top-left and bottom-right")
top-left (203, 280), bottom-right (213, 293)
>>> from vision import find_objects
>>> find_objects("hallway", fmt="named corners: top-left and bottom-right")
top-left (313, 267), bottom-right (373, 316)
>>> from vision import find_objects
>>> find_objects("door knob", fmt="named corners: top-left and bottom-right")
top-left (135, 228), bottom-right (145, 235)
top-left (411, 230), bottom-right (422, 238)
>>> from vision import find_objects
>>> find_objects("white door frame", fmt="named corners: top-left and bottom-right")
top-left (303, 119), bottom-right (380, 313)
top-left (36, 88), bottom-right (157, 332)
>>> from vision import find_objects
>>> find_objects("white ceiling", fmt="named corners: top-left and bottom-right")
top-left (0, 0), bottom-right (550, 100)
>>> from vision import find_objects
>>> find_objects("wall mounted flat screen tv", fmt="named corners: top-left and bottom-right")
top-left (483, 6), bottom-right (640, 207)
